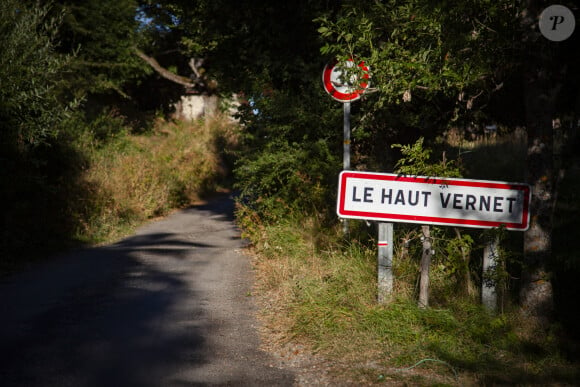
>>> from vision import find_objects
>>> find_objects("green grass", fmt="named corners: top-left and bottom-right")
top-left (241, 152), bottom-right (580, 385)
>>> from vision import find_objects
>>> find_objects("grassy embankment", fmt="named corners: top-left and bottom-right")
top-left (240, 129), bottom-right (580, 385)
top-left (73, 113), bottom-right (239, 244)
top-left (1, 112), bottom-right (239, 277)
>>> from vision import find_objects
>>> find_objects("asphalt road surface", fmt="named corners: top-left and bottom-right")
top-left (0, 196), bottom-right (295, 386)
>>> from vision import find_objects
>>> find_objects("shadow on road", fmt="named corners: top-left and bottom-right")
top-left (0, 195), bottom-right (290, 386)
top-left (0, 237), bottom-right (209, 386)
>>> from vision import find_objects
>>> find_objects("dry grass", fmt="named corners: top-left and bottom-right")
top-left (75, 114), bottom-right (239, 244)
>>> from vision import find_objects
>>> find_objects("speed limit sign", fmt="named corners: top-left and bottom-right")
top-left (322, 59), bottom-right (370, 102)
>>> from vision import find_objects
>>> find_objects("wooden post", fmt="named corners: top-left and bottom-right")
top-left (482, 236), bottom-right (499, 312)
top-left (378, 222), bottom-right (394, 303)
top-left (419, 225), bottom-right (432, 308)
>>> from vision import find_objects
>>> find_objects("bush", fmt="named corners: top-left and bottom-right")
top-left (0, 1), bottom-right (81, 272)
top-left (0, 1), bottom-right (75, 149)
top-left (235, 140), bottom-right (338, 220)
top-left (234, 84), bottom-right (342, 221)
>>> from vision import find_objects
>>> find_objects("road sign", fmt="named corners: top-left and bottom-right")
top-left (337, 171), bottom-right (531, 230)
top-left (322, 59), bottom-right (370, 102)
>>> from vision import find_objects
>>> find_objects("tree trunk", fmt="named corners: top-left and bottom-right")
top-left (454, 227), bottom-right (476, 298)
top-left (521, 74), bottom-right (558, 324)
top-left (519, 0), bottom-right (562, 327)
top-left (418, 225), bottom-right (432, 308)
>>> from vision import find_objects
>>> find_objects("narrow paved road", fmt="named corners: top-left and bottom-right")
top-left (0, 196), bottom-right (295, 386)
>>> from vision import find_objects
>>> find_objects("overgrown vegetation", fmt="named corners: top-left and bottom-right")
top-left (236, 128), bottom-right (579, 384)
top-left (69, 112), bottom-right (239, 245)
top-left (0, 1), bottom-right (238, 273)
top-left (238, 134), bottom-right (579, 384)
top-left (1, 108), bottom-right (239, 274)
top-left (240, 205), bottom-right (578, 384)
top-left (1, 0), bottom-right (79, 271)
top-left (229, 1), bottom-right (580, 382)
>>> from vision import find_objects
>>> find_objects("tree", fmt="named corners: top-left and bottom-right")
top-left (517, 0), bottom-right (578, 324)
top-left (134, 1), bottom-right (347, 216)
top-left (52, 0), bottom-right (149, 99)
top-left (0, 0), bottom-right (74, 150)
top-left (0, 0), bottom-right (81, 264)
top-left (317, 0), bottom-right (523, 131)
top-left (136, 1), bottom-right (342, 94)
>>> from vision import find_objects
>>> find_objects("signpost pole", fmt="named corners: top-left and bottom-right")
top-left (482, 236), bottom-right (499, 312)
top-left (343, 101), bottom-right (351, 170)
top-left (342, 101), bottom-right (351, 234)
top-left (377, 222), bottom-right (394, 303)
top-left (323, 59), bottom-right (369, 235)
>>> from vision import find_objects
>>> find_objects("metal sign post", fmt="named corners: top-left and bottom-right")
top-left (323, 58), bottom-right (369, 236)
top-left (324, 59), bottom-right (383, 295)
top-left (343, 102), bottom-right (351, 234)
top-left (343, 101), bottom-right (351, 170)
top-left (377, 222), bottom-right (394, 303)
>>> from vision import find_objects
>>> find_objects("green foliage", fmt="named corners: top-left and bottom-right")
top-left (139, 0), bottom-right (336, 93)
top-left (0, 1), bottom-right (84, 271)
top-left (392, 137), bottom-right (462, 177)
top-left (81, 108), bottom-right (129, 145)
top-left (317, 0), bottom-right (521, 105)
top-left (391, 137), bottom-right (480, 301)
top-left (314, 0), bottom-right (540, 167)
top-left (442, 231), bottom-right (474, 275)
top-left (235, 142), bottom-right (334, 220)
top-left (234, 84), bottom-right (342, 221)
top-left (54, 0), bottom-right (149, 98)
top-left (0, 0), bottom-right (76, 149)
top-left (137, 1), bottom-right (349, 222)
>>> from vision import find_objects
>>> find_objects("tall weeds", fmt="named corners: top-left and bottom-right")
top-left (73, 114), bottom-right (239, 244)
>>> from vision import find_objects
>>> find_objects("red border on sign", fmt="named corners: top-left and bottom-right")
top-left (322, 59), bottom-right (370, 102)
top-left (337, 171), bottom-right (531, 230)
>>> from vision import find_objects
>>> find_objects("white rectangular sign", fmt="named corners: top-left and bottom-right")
top-left (337, 171), bottom-right (531, 230)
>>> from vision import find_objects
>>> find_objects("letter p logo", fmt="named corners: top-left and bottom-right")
top-left (550, 15), bottom-right (566, 31)
top-left (539, 5), bottom-right (576, 41)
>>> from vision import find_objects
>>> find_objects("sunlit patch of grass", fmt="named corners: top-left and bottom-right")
top-left (74, 114), bottom-right (239, 244)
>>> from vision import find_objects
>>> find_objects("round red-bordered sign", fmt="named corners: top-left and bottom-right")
top-left (322, 58), bottom-right (370, 102)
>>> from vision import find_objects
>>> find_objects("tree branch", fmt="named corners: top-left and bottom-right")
top-left (135, 48), bottom-right (195, 88)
